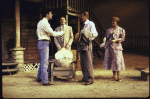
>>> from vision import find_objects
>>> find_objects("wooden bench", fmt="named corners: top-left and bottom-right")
top-left (135, 68), bottom-right (149, 81)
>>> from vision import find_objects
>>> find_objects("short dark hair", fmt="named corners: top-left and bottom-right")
top-left (81, 11), bottom-right (89, 18)
top-left (42, 10), bottom-right (51, 17)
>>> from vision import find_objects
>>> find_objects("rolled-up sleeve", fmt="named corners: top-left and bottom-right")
top-left (90, 22), bottom-right (98, 40)
top-left (45, 22), bottom-right (63, 37)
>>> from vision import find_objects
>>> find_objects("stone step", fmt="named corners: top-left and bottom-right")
top-left (2, 69), bottom-right (19, 75)
top-left (2, 62), bottom-right (18, 69)
top-left (2, 63), bottom-right (18, 66)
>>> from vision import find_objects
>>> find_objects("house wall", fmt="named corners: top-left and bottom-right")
top-left (88, 0), bottom-right (149, 54)
top-left (20, 0), bottom-right (42, 60)
top-left (1, 0), bottom-right (16, 60)
top-left (1, 0), bottom-right (42, 61)
top-left (1, 0), bottom-right (77, 61)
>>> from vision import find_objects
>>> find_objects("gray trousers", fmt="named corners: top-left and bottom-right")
top-left (80, 42), bottom-right (94, 82)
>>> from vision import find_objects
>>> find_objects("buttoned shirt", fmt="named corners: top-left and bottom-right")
top-left (36, 18), bottom-right (63, 40)
top-left (82, 19), bottom-right (98, 40)
top-left (60, 24), bottom-right (66, 30)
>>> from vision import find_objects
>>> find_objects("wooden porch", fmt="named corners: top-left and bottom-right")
top-left (2, 0), bottom-right (105, 73)
top-left (21, 0), bottom-right (105, 60)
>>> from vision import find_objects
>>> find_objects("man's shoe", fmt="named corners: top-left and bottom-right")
top-left (78, 80), bottom-right (87, 82)
top-left (37, 79), bottom-right (41, 82)
top-left (42, 82), bottom-right (51, 86)
top-left (116, 78), bottom-right (121, 82)
top-left (84, 81), bottom-right (93, 85)
top-left (109, 77), bottom-right (117, 81)
top-left (66, 78), bottom-right (73, 82)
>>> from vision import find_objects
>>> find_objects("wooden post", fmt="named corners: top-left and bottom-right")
top-left (78, 18), bottom-right (80, 35)
top-left (66, 15), bottom-right (68, 25)
top-left (79, 0), bottom-right (80, 11)
top-left (66, 0), bottom-right (69, 12)
top-left (76, 17), bottom-right (81, 71)
top-left (77, 17), bottom-right (80, 60)
top-left (11, 0), bottom-right (25, 72)
top-left (57, 0), bottom-right (58, 9)
top-left (15, 0), bottom-right (20, 48)
top-left (61, 0), bottom-right (62, 8)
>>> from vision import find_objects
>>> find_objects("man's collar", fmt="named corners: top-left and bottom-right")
top-left (61, 24), bottom-right (66, 27)
top-left (43, 18), bottom-right (48, 21)
top-left (84, 19), bottom-right (89, 24)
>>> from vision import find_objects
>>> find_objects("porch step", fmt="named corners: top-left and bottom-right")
top-left (2, 69), bottom-right (19, 75)
top-left (2, 62), bottom-right (18, 66)
top-left (2, 61), bottom-right (18, 75)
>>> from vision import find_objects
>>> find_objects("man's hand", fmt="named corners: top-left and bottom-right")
top-left (66, 45), bottom-right (70, 50)
top-left (110, 39), bottom-right (118, 43)
top-left (58, 47), bottom-right (62, 51)
top-left (100, 43), bottom-right (105, 48)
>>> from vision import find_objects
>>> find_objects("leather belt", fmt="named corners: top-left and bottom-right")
top-left (39, 39), bottom-right (49, 41)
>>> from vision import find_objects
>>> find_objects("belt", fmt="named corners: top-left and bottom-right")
top-left (39, 39), bottom-right (49, 41)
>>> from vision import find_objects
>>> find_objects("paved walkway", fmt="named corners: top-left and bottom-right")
top-left (2, 52), bottom-right (149, 98)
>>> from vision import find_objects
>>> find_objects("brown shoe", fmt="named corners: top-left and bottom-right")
top-left (78, 80), bottom-right (87, 82)
top-left (42, 82), bottom-right (51, 86)
top-left (84, 81), bottom-right (93, 85)
top-left (37, 79), bottom-right (41, 82)
top-left (66, 78), bottom-right (73, 82)
top-left (116, 78), bottom-right (121, 81)
top-left (110, 77), bottom-right (116, 81)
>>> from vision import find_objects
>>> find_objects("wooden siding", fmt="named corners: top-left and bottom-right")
top-left (20, 1), bottom-right (41, 60)
top-left (1, 0), bottom-right (15, 60)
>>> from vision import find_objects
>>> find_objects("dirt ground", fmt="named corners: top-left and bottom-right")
top-left (2, 52), bottom-right (149, 98)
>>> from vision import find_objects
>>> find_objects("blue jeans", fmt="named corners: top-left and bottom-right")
top-left (37, 41), bottom-right (49, 84)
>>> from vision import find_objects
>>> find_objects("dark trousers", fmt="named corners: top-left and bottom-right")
top-left (80, 43), bottom-right (94, 82)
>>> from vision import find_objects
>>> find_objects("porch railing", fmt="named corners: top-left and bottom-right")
top-left (45, 0), bottom-right (65, 9)
top-left (44, 0), bottom-right (105, 45)
top-left (123, 34), bottom-right (149, 55)
top-left (44, 0), bottom-right (149, 56)
top-left (67, 0), bottom-right (105, 45)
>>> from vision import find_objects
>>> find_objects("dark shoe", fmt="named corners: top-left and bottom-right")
top-left (78, 80), bottom-right (87, 82)
top-left (42, 82), bottom-right (51, 86)
top-left (66, 78), bottom-right (73, 82)
top-left (84, 81), bottom-right (93, 85)
top-left (116, 78), bottom-right (121, 81)
top-left (37, 79), bottom-right (41, 82)
top-left (109, 77), bottom-right (116, 81)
